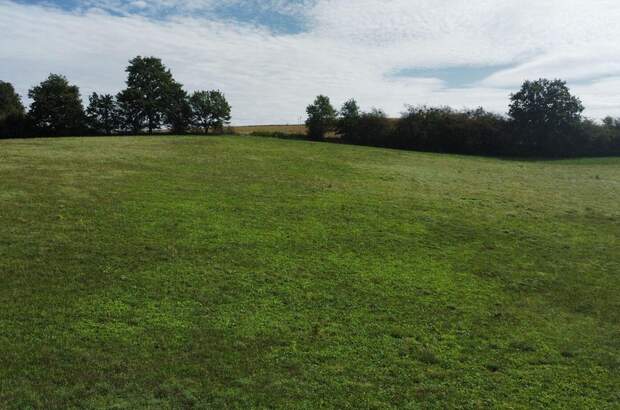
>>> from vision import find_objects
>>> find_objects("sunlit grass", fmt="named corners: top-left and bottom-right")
top-left (1, 135), bottom-right (618, 408)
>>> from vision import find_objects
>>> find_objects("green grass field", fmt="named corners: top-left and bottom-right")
top-left (1, 135), bottom-right (619, 408)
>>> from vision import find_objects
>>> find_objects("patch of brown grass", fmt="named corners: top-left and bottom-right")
top-left (232, 124), bottom-right (307, 135)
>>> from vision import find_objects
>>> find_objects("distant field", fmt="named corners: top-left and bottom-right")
top-left (0, 135), bottom-right (618, 408)
top-left (232, 124), bottom-right (307, 135)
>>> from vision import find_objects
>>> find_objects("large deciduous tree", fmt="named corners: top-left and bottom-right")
top-left (509, 79), bottom-right (584, 154)
top-left (116, 88), bottom-right (145, 134)
top-left (86, 93), bottom-right (119, 135)
top-left (305, 95), bottom-right (336, 140)
top-left (28, 74), bottom-right (85, 136)
top-left (189, 90), bottom-right (231, 134)
top-left (165, 84), bottom-right (193, 134)
top-left (118, 56), bottom-right (181, 134)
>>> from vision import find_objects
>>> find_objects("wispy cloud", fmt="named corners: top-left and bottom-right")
top-left (2, 0), bottom-right (620, 124)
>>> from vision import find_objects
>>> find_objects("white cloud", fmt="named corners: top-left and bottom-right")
top-left (1, 0), bottom-right (620, 124)
top-left (481, 53), bottom-right (620, 88)
top-left (130, 1), bottom-right (148, 9)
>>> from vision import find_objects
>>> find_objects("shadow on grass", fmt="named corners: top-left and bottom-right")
top-left (4, 131), bottom-right (617, 163)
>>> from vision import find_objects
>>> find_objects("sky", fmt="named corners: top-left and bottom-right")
top-left (2, 0), bottom-right (620, 125)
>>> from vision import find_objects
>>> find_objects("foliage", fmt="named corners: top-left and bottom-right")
top-left (323, 79), bottom-right (619, 157)
top-left (305, 95), bottom-right (336, 140)
top-left (0, 81), bottom-right (25, 121)
top-left (118, 56), bottom-right (183, 134)
top-left (509, 79), bottom-right (584, 155)
top-left (0, 81), bottom-right (28, 138)
top-left (116, 88), bottom-right (146, 134)
top-left (603, 116), bottom-right (620, 129)
top-left (3, 65), bottom-right (619, 158)
top-left (86, 93), bottom-right (119, 135)
top-left (165, 84), bottom-right (193, 134)
top-left (351, 108), bottom-right (393, 146)
top-left (189, 90), bottom-right (231, 134)
top-left (28, 74), bottom-right (85, 136)
top-left (393, 106), bottom-right (508, 155)
top-left (3, 57), bottom-right (235, 138)
top-left (336, 98), bottom-right (361, 141)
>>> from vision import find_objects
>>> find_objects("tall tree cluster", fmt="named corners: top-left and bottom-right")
top-left (113, 56), bottom-right (231, 135)
top-left (0, 56), bottom-right (232, 138)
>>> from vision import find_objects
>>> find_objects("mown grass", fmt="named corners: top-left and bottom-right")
top-left (0, 135), bottom-right (618, 408)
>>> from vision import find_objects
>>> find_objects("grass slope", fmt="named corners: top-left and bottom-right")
top-left (0, 136), bottom-right (618, 408)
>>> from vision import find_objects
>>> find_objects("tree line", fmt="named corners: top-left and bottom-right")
top-left (305, 79), bottom-right (620, 157)
top-left (0, 56), bottom-right (231, 138)
top-left (3, 59), bottom-right (620, 157)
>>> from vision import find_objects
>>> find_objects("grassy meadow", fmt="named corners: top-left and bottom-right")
top-left (0, 135), bottom-right (619, 408)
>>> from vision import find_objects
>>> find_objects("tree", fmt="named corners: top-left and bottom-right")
top-left (0, 81), bottom-right (27, 138)
top-left (509, 79), bottom-right (584, 154)
top-left (336, 98), bottom-right (360, 141)
top-left (0, 81), bottom-right (25, 121)
top-left (165, 84), bottom-right (192, 134)
top-left (603, 116), bottom-right (620, 129)
top-left (117, 88), bottom-right (145, 134)
top-left (305, 95), bottom-right (336, 140)
top-left (119, 56), bottom-right (181, 134)
top-left (86, 93), bottom-right (118, 135)
top-left (28, 74), bottom-right (85, 136)
top-left (189, 90), bottom-right (231, 134)
top-left (597, 116), bottom-right (620, 155)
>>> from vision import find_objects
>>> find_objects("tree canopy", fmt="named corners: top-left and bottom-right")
top-left (118, 56), bottom-right (182, 134)
top-left (509, 79), bottom-right (584, 154)
top-left (305, 95), bottom-right (336, 140)
top-left (336, 99), bottom-right (360, 141)
top-left (0, 81), bottom-right (25, 121)
top-left (28, 74), bottom-right (84, 136)
top-left (189, 90), bottom-right (232, 134)
top-left (165, 84), bottom-right (193, 134)
top-left (86, 93), bottom-right (118, 135)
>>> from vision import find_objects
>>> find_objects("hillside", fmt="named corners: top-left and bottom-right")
top-left (0, 135), bottom-right (618, 408)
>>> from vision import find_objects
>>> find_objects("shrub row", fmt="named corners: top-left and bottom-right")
top-left (306, 80), bottom-right (620, 157)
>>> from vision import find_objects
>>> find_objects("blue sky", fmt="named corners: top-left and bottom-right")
top-left (14, 0), bottom-right (310, 33)
top-left (390, 66), bottom-right (513, 89)
top-left (2, 0), bottom-right (620, 124)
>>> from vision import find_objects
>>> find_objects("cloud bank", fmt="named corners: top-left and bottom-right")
top-left (2, 0), bottom-right (620, 124)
